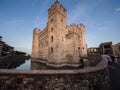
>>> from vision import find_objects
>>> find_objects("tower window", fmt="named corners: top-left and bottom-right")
top-left (51, 47), bottom-right (53, 53)
top-left (61, 18), bottom-right (63, 22)
top-left (51, 36), bottom-right (53, 42)
top-left (51, 18), bottom-right (53, 23)
top-left (51, 27), bottom-right (53, 32)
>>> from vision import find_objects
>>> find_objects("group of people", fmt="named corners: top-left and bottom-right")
top-left (102, 54), bottom-right (119, 68)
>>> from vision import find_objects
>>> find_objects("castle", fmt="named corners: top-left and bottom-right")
top-left (32, 0), bottom-right (87, 65)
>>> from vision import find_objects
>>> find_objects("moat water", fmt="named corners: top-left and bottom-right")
top-left (14, 59), bottom-right (31, 70)
top-left (0, 59), bottom-right (82, 70)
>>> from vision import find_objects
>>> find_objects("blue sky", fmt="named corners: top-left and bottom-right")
top-left (0, 0), bottom-right (120, 54)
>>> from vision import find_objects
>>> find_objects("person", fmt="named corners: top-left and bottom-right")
top-left (102, 54), bottom-right (112, 66)
top-left (110, 54), bottom-right (114, 62)
top-left (114, 56), bottom-right (118, 67)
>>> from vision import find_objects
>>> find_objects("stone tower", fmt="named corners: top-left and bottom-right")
top-left (47, 0), bottom-right (67, 62)
top-left (32, 28), bottom-right (40, 58)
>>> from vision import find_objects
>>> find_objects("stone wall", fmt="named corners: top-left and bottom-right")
top-left (0, 61), bottom-right (109, 90)
top-left (88, 53), bottom-right (101, 67)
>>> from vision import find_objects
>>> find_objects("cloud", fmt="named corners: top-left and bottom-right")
top-left (34, 16), bottom-right (47, 30)
top-left (33, 0), bottom-right (51, 30)
top-left (115, 8), bottom-right (120, 12)
top-left (67, 1), bottom-right (100, 25)
top-left (67, 4), bottom-right (88, 25)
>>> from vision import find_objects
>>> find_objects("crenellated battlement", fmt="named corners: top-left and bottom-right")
top-left (67, 23), bottom-right (85, 30)
top-left (33, 28), bottom-right (40, 32)
top-left (48, 0), bottom-right (66, 18)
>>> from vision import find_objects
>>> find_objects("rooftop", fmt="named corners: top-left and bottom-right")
top-left (0, 36), bottom-right (2, 38)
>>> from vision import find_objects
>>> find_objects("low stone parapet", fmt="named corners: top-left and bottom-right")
top-left (0, 61), bottom-right (109, 90)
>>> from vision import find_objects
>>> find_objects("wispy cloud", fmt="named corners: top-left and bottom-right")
top-left (67, 0), bottom-right (101, 25)
top-left (115, 8), bottom-right (120, 12)
top-left (33, 0), bottom-right (51, 30)
top-left (34, 16), bottom-right (47, 30)
top-left (68, 4), bottom-right (88, 24)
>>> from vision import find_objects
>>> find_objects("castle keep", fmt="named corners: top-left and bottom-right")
top-left (32, 0), bottom-right (87, 65)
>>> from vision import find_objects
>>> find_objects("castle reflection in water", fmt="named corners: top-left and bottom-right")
top-left (31, 60), bottom-right (83, 70)
top-left (0, 58), bottom-right (83, 70)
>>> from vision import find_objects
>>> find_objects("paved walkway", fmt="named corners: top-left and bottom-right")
top-left (109, 58), bottom-right (120, 90)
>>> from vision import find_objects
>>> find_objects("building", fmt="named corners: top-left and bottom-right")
top-left (32, 0), bottom-right (87, 65)
top-left (0, 36), bottom-right (5, 56)
top-left (2, 44), bottom-right (14, 56)
top-left (0, 36), bottom-right (2, 41)
top-left (112, 43), bottom-right (120, 57)
top-left (99, 42), bottom-right (113, 55)
top-left (87, 47), bottom-right (99, 55)
top-left (0, 36), bottom-right (14, 56)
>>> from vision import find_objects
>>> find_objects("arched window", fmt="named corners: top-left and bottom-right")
top-left (83, 47), bottom-right (84, 50)
top-left (51, 27), bottom-right (53, 32)
top-left (51, 36), bottom-right (53, 42)
top-left (51, 18), bottom-right (53, 23)
top-left (51, 47), bottom-right (53, 53)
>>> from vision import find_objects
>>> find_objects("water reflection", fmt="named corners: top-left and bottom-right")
top-left (15, 60), bottom-right (30, 70)
top-left (0, 55), bottom-right (30, 70)
top-left (0, 57), bottom-right (82, 70)
top-left (31, 60), bottom-right (82, 70)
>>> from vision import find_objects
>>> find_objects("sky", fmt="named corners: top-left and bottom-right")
top-left (0, 0), bottom-right (120, 54)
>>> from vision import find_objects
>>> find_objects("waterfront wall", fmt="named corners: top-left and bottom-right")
top-left (0, 61), bottom-right (109, 90)
top-left (0, 55), bottom-right (30, 69)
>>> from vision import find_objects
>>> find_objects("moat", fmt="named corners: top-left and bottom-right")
top-left (0, 59), bottom-right (84, 70)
